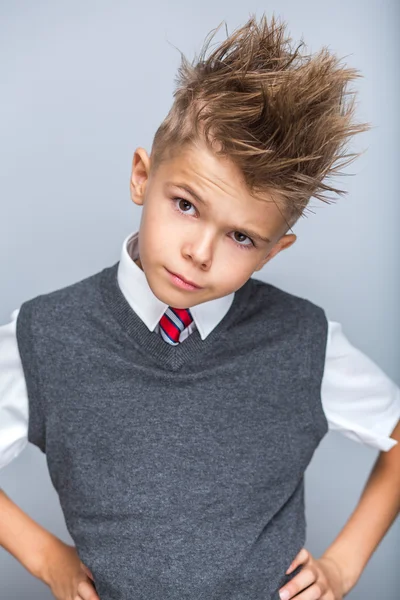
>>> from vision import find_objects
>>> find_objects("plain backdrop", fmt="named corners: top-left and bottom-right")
top-left (0, 1), bottom-right (399, 598)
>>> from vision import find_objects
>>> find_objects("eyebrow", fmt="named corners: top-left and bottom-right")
top-left (167, 182), bottom-right (272, 244)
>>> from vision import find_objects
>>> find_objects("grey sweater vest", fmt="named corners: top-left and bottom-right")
top-left (16, 262), bottom-right (328, 600)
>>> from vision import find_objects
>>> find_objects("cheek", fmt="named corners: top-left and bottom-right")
top-left (215, 252), bottom-right (257, 290)
top-left (139, 202), bottom-right (172, 253)
top-left (145, 198), bottom-right (181, 235)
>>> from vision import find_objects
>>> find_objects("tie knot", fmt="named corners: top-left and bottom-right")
top-left (159, 306), bottom-right (193, 344)
top-left (169, 306), bottom-right (193, 325)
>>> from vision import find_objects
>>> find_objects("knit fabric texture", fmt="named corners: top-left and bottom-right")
top-left (16, 262), bottom-right (329, 600)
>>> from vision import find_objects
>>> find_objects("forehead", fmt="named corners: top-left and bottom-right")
top-left (156, 142), bottom-right (250, 195)
top-left (152, 142), bottom-right (289, 240)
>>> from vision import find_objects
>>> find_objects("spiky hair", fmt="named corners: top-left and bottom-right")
top-left (151, 13), bottom-right (370, 225)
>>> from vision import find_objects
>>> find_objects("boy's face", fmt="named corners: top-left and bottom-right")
top-left (130, 142), bottom-right (296, 309)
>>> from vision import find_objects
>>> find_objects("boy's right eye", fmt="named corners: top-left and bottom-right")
top-left (172, 197), bottom-right (197, 215)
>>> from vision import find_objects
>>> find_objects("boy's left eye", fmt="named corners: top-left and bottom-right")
top-left (172, 197), bottom-right (255, 249)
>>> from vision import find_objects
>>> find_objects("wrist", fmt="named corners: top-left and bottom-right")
top-left (31, 535), bottom-right (68, 585)
top-left (320, 549), bottom-right (362, 596)
top-left (0, 490), bottom-right (67, 586)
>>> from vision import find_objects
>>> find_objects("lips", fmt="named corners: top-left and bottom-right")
top-left (168, 270), bottom-right (202, 288)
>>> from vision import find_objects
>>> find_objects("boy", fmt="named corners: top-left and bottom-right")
top-left (0, 13), bottom-right (399, 600)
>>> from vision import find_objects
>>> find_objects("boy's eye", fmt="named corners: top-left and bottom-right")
top-left (172, 197), bottom-right (254, 249)
top-left (233, 232), bottom-right (254, 247)
top-left (177, 198), bottom-right (194, 212)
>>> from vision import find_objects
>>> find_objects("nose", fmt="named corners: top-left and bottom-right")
top-left (182, 232), bottom-right (214, 269)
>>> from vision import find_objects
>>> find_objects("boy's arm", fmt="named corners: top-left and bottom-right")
top-left (0, 488), bottom-right (98, 598)
top-left (321, 418), bottom-right (400, 594)
top-left (0, 487), bottom-right (63, 584)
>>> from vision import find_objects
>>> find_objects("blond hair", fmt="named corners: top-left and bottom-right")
top-left (151, 14), bottom-right (370, 225)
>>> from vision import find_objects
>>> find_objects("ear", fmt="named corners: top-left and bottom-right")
top-left (130, 147), bottom-right (151, 206)
top-left (253, 234), bottom-right (297, 271)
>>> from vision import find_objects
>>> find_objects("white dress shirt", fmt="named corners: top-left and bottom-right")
top-left (0, 231), bottom-right (399, 471)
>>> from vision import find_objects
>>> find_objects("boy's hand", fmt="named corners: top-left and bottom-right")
top-left (41, 539), bottom-right (99, 600)
top-left (279, 548), bottom-right (345, 600)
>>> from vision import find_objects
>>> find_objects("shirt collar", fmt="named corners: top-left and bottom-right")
top-left (117, 231), bottom-right (235, 340)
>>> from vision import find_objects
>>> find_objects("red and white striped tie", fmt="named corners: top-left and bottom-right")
top-left (159, 306), bottom-right (193, 345)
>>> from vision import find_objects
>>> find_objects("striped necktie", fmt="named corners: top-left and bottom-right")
top-left (159, 306), bottom-right (194, 345)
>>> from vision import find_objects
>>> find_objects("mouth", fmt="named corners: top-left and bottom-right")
top-left (166, 269), bottom-right (203, 290)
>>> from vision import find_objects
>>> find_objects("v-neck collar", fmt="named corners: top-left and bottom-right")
top-left (100, 263), bottom-right (253, 371)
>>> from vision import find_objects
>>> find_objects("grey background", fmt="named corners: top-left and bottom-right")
top-left (0, 0), bottom-right (399, 598)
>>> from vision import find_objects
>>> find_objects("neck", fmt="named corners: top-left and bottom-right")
top-left (134, 258), bottom-right (143, 271)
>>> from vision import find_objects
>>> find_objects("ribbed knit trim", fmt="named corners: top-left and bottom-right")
top-left (99, 263), bottom-right (254, 371)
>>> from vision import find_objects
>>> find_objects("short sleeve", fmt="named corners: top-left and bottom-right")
top-left (321, 321), bottom-right (400, 452)
top-left (0, 308), bottom-right (29, 469)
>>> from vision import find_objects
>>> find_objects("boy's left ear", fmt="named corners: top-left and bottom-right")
top-left (254, 234), bottom-right (297, 271)
top-left (130, 147), bottom-right (151, 206)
